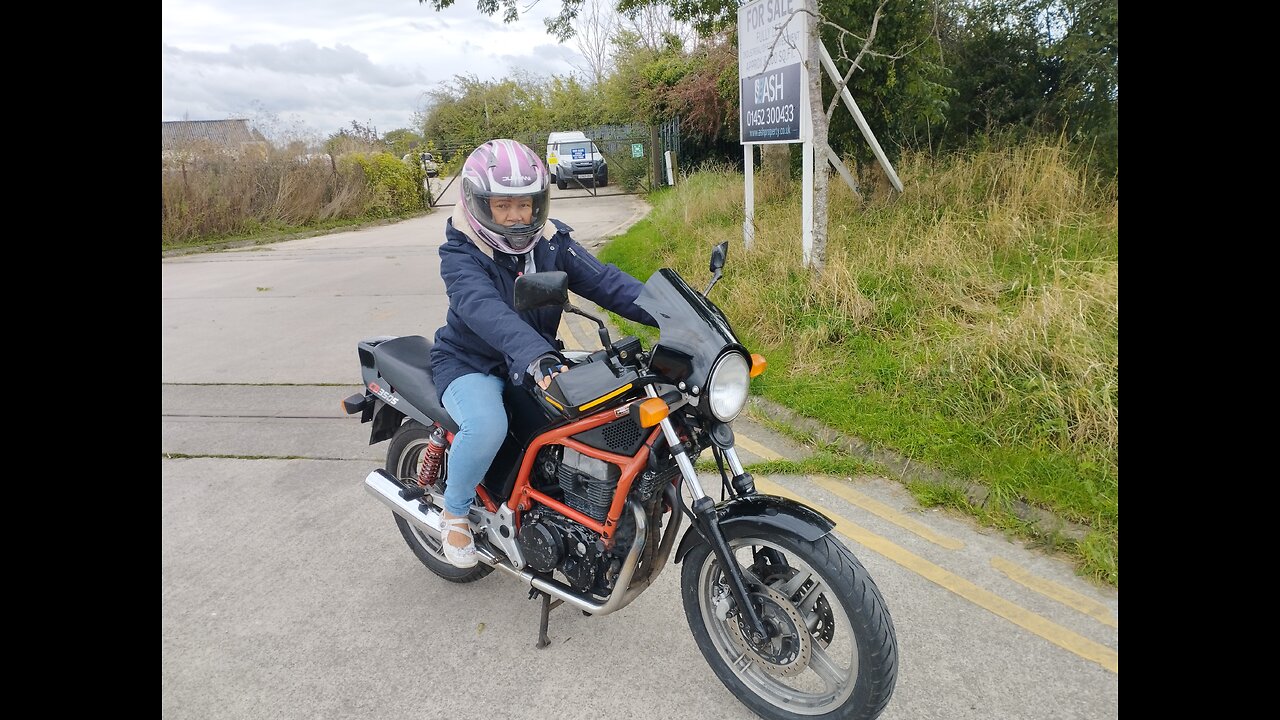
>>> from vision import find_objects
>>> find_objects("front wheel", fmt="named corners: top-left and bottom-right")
top-left (386, 420), bottom-right (492, 584)
top-left (680, 526), bottom-right (898, 720)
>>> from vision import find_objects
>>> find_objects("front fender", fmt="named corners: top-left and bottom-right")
top-left (674, 493), bottom-right (836, 564)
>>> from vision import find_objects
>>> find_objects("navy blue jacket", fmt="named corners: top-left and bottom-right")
top-left (430, 215), bottom-right (656, 402)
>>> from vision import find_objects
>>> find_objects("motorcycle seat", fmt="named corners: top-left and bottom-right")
top-left (370, 335), bottom-right (459, 434)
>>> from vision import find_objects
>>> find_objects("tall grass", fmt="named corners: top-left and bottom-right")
top-left (600, 137), bottom-right (1118, 585)
top-left (161, 149), bottom-right (429, 248)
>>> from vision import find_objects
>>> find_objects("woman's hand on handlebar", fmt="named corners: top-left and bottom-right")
top-left (529, 353), bottom-right (570, 390)
top-left (539, 364), bottom-right (568, 390)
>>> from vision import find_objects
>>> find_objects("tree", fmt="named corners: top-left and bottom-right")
top-left (242, 99), bottom-right (322, 150)
top-left (415, 0), bottom-right (1116, 265)
top-left (597, 30), bottom-right (689, 125)
top-left (324, 120), bottom-right (385, 156)
top-left (617, 0), bottom-right (740, 37)
top-left (662, 33), bottom-right (737, 140)
top-left (420, 0), bottom-right (587, 40)
top-left (927, 0), bottom-right (1117, 175)
top-left (1036, 0), bottom-right (1117, 175)
top-left (420, 72), bottom-right (611, 155)
top-left (422, 76), bottom-right (537, 153)
top-left (383, 128), bottom-right (425, 157)
top-left (816, 0), bottom-right (950, 166)
top-left (571, 0), bottom-right (618, 87)
top-left (545, 75), bottom-right (608, 129)
top-left (421, 0), bottom-right (706, 41)
top-left (616, 1), bottom-right (698, 53)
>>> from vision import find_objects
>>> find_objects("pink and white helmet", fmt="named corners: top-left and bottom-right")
top-left (459, 139), bottom-right (551, 254)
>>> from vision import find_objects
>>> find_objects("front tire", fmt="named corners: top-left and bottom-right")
top-left (386, 420), bottom-right (492, 583)
top-left (680, 526), bottom-right (898, 720)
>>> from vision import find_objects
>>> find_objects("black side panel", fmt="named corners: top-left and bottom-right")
top-left (572, 413), bottom-right (647, 456)
top-left (370, 402), bottom-right (405, 445)
top-left (543, 360), bottom-right (641, 418)
top-left (481, 383), bottom-right (564, 502)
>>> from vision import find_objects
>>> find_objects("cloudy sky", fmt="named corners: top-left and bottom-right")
top-left (162, 0), bottom-right (590, 143)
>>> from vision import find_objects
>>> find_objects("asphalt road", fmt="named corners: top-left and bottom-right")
top-left (161, 191), bottom-right (1118, 720)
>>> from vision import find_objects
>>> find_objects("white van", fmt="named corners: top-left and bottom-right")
top-left (401, 151), bottom-right (439, 178)
top-left (546, 131), bottom-right (608, 189)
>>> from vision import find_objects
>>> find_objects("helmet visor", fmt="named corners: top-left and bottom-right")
top-left (463, 183), bottom-right (550, 253)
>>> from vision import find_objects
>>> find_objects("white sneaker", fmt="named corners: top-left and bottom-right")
top-left (440, 514), bottom-right (478, 569)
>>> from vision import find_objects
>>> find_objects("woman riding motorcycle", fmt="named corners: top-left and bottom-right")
top-left (430, 138), bottom-right (656, 568)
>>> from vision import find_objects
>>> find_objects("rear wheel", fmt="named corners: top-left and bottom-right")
top-left (386, 420), bottom-right (491, 583)
top-left (680, 526), bottom-right (898, 720)
top-left (556, 175), bottom-right (566, 190)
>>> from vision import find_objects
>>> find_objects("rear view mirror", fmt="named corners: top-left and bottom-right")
top-left (703, 242), bottom-right (728, 296)
top-left (709, 242), bottom-right (728, 273)
top-left (514, 271), bottom-right (569, 311)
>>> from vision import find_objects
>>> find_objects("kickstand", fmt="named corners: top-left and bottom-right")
top-left (534, 590), bottom-right (564, 649)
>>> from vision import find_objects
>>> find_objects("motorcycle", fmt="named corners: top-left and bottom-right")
top-left (342, 242), bottom-right (899, 720)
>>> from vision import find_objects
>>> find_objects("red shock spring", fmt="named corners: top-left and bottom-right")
top-left (416, 427), bottom-right (448, 487)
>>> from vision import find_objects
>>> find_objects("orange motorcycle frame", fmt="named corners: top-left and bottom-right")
top-left (485, 402), bottom-right (664, 547)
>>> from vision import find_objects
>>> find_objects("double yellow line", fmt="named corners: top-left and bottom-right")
top-left (734, 430), bottom-right (1117, 673)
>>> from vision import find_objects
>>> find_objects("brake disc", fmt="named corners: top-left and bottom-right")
top-left (726, 582), bottom-right (811, 678)
top-left (763, 566), bottom-right (835, 649)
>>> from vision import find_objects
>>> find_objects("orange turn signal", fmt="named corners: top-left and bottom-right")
top-left (637, 398), bottom-right (669, 427)
top-left (750, 353), bottom-right (767, 378)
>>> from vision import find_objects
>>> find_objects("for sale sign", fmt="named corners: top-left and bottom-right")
top-left (738, 0), bottom-right (808, 144)
top-left (740, 63), bottom-right (802, 142)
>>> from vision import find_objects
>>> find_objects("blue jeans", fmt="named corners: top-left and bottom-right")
top-left (440, 372), bottom-right (508, 517)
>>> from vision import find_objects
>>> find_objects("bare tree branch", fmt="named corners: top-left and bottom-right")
top-left (617, 3), bottom-right (696, 53)
top-left (823, 0), bottom-right (889, 123)
top-left (757, 0), bottom-right (898, 124)
top-left (570, 0), bottom-right (617, 86)
top-left (755, 10), bottom-right (804, 76)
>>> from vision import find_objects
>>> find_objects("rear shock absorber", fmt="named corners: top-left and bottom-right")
top-left (416, 426), bottom-right (448, 487)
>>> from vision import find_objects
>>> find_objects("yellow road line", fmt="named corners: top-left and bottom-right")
top-left (737, 431), bottom-right (964, 549)
top-left (807, 474), bottom-right (964, 551)
top-left (555, 313), bottom-right (586, 351)
top-left (991, 557), bottom-right (1118, 629)
top-left (732, 432), bottom-right (784, 461)
top-left (752, 474), bottom-right (1118, 674)
top-left (558, 315), bottom-right (592, 352)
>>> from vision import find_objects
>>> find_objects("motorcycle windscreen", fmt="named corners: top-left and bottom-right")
top-left (634, 268), bottom-right (747, 388)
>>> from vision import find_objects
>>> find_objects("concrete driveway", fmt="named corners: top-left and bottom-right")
top-left (162, 192), bottom-right (1118, 720)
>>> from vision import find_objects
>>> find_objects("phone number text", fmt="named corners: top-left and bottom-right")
top-left (744, 104), bottom-right (796, 126)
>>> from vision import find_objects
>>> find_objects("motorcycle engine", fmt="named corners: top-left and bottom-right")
top-left (555, 446), bottom-right (619, 522)
top-left (517, 507), bottom-right (638, 594)
top-left (518, 445), bottom-right (640, 595)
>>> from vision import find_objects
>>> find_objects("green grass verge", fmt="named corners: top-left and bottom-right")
top-left (599, 144), bottom-right (1118, 588)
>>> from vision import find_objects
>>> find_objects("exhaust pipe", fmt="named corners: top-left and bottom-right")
top-left (363, 468), bottom-right (679, 617)
top-left (364, 468), bottom-right (446, 537)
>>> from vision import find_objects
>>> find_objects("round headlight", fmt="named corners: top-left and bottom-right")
top-left (707, 352), bottom-right (750, 422)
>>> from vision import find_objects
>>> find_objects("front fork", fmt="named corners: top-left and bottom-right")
top-left (648, 387), bottom-right (771, 645)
